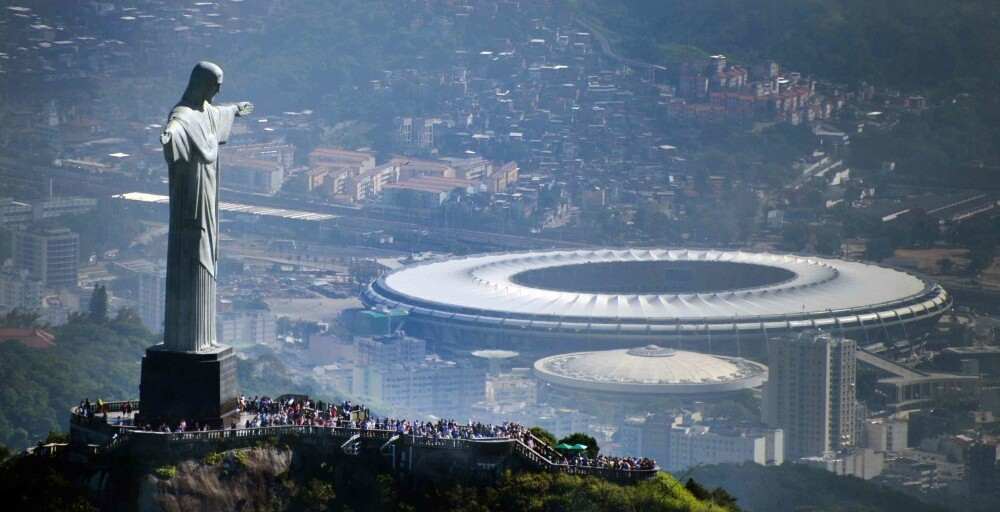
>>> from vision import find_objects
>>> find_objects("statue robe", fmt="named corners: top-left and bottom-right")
top-left (161, 101), bottom-right (238, 352)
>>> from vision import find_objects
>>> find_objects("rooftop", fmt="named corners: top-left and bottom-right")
top-left (533, 345), bottom-right (767, 394)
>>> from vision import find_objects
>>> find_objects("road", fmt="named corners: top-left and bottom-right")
top-left (575, 17), bottom-right (658, 70)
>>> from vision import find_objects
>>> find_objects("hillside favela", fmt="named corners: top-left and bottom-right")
top-left (1, 1), bottom-right (1000, 511)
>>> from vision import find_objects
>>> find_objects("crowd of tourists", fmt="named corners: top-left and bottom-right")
top-left (76, 398), bottom-right (134, 419)
top-left (237, 396), bottom-right (527, 441)
top-left (561, 454), bottom-right (657, 472)
top-left (239, 396), bottom-right (370, 428)
top-left (88, 395), bottom-right (655, 472)
top-left (234, 396), bottom-right (655, 472)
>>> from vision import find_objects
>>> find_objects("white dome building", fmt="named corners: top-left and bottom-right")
top-left (531, 345), bottom-right (767, 418)
top-left (533, 345), bottom-right (767, 395)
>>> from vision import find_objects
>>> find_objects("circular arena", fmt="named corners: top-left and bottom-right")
top-left (534, 345), bottom-right (767, 396)
top-left (532, 344), bottom-right (768, 417)
top-left (362, 249), bottom-right (951, 355)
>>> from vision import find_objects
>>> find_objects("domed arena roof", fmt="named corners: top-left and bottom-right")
top-left (363, 248), bottom-right (950, 339)
top-left (533, 345), bottom-right (767, 394)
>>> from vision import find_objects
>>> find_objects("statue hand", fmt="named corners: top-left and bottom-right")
top-left (236, 101), bottom-right (254, 117)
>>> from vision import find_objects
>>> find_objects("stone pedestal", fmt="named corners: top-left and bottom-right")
top-left (137, 344), bottom-right (238, 429)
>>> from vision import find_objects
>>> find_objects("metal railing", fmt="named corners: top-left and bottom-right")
top-left (73, 407), bottom-right (657, 481)
top-left (510, 433), bottom-right (658, 481)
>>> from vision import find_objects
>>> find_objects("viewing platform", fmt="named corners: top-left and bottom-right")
top-left (68, 398), bottom-right (658, 484)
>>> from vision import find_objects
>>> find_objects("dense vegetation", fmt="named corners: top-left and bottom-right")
top-left (848, 95), bottom-right (1000, 187)
top-left (578, 0), bottom-right (1000, 90)
top-left (0, 442), bottom-right (737, 512)
top-left (0, 310), bottom-right (313, 451)
top-left (383, 471), bottom-right (735, 512)
top-left (682, 463), bottom-right (946, 512)
top-left (0, 311), bottom-right (154, 449)
top-left (579, 0), bottom-right (1000, 186)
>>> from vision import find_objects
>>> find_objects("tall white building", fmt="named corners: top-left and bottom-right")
top-left (665, 424), bottom-right (784, 472)
top-left (355, 335), bottom-right (426, 367)
top-left (864, 416), bottom-right (908, 453)
top-left (618, 412), bottom-right (783, 471)
top-left (137, 269), bottom-right (166, 334)
top-left (0, 270), bottom-right (43, 311)
top-left (352, 357), bottom-right (485, 415)
top-left (217, 304), bottom-right (276, 347)
top-left (351, 335), bottom-right (484, 415)
top-left (764, 331), bottom-right (857, 459)
top-left (801, 448), bottom-right (884, 480)
top-left (12, 226), bottom-right (79, 289)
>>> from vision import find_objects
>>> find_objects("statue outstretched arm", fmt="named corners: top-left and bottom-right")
top-left (236, 101), bottom-right (254, 117)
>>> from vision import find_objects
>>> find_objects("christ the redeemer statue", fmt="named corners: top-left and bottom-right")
top-left (160, 61), bottom-right (253, 352)
top-left (138, 62), bottom-right (249, 429)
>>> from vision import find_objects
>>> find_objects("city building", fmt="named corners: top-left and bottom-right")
top-left (12, 226), bottom-right (80, 289)
top-left (136, 269), bottom-right (166, 334)
top-left (968, 441), bottom-right (1000, 497)
top-left (763, 331), bottom-right (858, 459)
top-left (534, 345), bottom-right (767, 419)
top-left (0, 269), bottom-right (44, 312)
top-left (864, 416), bottom-right (909, 453)
top-left (485, 368), bottom-right (537, 405)
top-left (0, 199), bottom-right (33, 225)
top-left (381, 176), bottom-right (474, 209)
top-left (308, 147), bottom-right (376, 171)
top-left (224, 157), bottom-right (285, 195)
top-left (801, 448), bottom-right (885, 480)
top-left (217, 301), bottom-right (277, 347)
top-left (940, 346), bottom-right (1000, 377)
top-left (355, 334), bottom-right (426, 367)
top-left (856, 349), bottom-right (980, 411)
top-left (1, 197), bottom-right (96, 226)
top-left (665, 423), bottom-right (784, 472)
top-left (29, 196), bottom-right (97, 221)
top-left (482, 161), bottom-right (519, 193)
top-left (352, 356), bottom-right (485, 416)
top-left (351, 334), bottom-right (485, 416)
top-left (618, 412), bottom-right (783, 471)
top-left (110, 260), bottom-right (167, 334)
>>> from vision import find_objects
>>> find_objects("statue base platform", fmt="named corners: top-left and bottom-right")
top-left (137, 344), bottom-right (239, 430)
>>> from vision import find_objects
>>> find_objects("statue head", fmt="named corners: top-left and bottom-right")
top-left (181, 61), bottom-right (224, 106)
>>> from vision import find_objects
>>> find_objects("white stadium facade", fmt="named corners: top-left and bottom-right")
top-left (362, 249), bottom-right (951, 356)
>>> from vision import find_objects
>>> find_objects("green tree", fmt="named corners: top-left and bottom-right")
top-left (780, 222), bottom-right (809, 252)
top-left (0, 228), bottom-right (11, 263)
top-left (968, 244), bottom-right (996, 276)
top-left (88, 285), bottom-right (108, 324)
top-left (814, 224), bottom-right (843, 256)
top-left (1, 309), bottom-right (40, 328)
top-left (298, 478), bottom-right (336, 512)
top-left (865, 237), bottom-right (895, 262)
top-left (529, 426), bottom-right (557, 447)
top-left (558, 432), bottom-right (600, 458)
top-left (937, 258), bottom-right (954, 274)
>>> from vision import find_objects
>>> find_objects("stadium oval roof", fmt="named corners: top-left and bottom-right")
top-left (533, 345), bottom-right (768, 394)
top-left (363, 248), bottom-right (950, 335)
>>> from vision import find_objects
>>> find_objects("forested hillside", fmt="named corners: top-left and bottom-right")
top-left (682, 463), bottom-right (950, 512)
top-left (578, 0), bottom-right (1000, 90)
top-left (0, 312), bottom-right (312, 450)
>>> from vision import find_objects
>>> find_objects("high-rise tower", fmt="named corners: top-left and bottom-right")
top-left (763, 331), bottom-right (857, 459)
